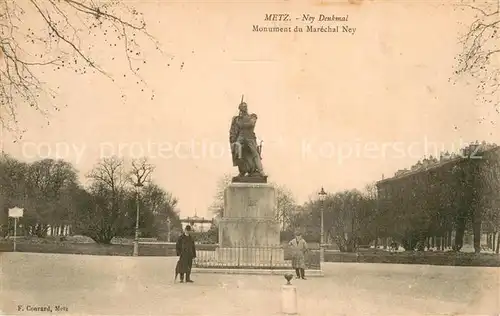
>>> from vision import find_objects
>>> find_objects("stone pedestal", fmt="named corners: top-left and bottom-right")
top-left (216, 182), bottom-right (286, 267)
top-left (219, 183), bottom-right (279, 247)
top-left (218, 218), bottom-right (280, 247)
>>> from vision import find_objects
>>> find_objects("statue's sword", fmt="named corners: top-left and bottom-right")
top-left (258, 140), bottom-right (263, 159)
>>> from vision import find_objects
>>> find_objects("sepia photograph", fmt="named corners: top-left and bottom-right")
top-left (0, 0), bottom-right (499, 315)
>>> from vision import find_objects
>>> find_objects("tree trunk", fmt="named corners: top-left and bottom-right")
top-left (496, 233), bottom-right (500, 254)
top-left (402, 237), bottom-right (418, 251)
top-left (472, 211), bottom-right (482, 254)
top-left (492, 232), bottom-right (496, 252)
top-left (334, 235), bottom-right (347, 252)
top-left (454, 217), bottom-right (466, 251)
top-left (417, 234), bottom-right (426, 251)
top-left (401, 239), bottom-right (411, 251)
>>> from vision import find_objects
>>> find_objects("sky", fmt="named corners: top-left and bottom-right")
top-left (1, 0), bottom-right (498, 219)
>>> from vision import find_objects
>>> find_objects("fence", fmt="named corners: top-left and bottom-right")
top-left (194, 245), bottom-right (321, 269)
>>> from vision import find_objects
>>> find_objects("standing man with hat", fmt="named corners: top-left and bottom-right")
top-left (175, 225), bottom-right (197, 283)
top-left (289, 232), bottom-right (309, 279)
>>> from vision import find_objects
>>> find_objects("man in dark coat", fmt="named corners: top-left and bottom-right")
top-left (175, 225), bottom-right (196, 283)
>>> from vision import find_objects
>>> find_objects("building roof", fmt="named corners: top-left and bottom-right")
top-left (180, 216), bottom-right (213, 224)
top-left (376, 144), bottom-right (500, 186)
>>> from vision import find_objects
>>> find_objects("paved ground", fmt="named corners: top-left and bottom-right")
top-left (1, 253), bottom-right (498, 315)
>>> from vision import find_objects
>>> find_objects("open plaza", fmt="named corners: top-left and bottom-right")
top-left (1, 252), bottom-right (498, 316)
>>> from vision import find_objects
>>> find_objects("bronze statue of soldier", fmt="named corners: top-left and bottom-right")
top-left (229, 97), bottom-right (266, 183)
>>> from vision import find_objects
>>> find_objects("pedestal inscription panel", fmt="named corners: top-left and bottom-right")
top-left (218, 183), bottom-right (280, 247)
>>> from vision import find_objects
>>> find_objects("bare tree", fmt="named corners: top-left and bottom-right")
top-left (454, 0), bottom-right (500, 114)
top-left (81, 156), bottom-right (128, 243)
top-left (273, 183), bottom-right (297, 231)
top-left (363, 182), bottom-right (378, 199)
top-left (0, 156), bottom-right (79, 237)
top-left (0, 0), bottom-right (166, 130)
top-left (140, 182), bottom-right (180, 240)
top-left (88, 156), bottom-right (127, 194)
top-left (24, 158), bottom-right (79, 237)
top-left (129, 157), bottom-right (154, 187)
top-left (210, 173), bottom-right (232, 218)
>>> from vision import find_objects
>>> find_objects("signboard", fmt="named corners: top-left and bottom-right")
top-left (8, 207), bottom-right (24, 218)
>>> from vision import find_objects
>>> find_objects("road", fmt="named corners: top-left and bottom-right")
top-left (1, 253), bottom-right (498, 315)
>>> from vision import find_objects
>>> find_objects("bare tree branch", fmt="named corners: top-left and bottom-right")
top-left (130, 157), bottom-right (155, 187)
top-left (0, 0), bottom-right (166, 133)
top-left (453, 1), bottom-right (500, 115)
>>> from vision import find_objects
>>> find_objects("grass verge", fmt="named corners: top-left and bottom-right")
top-left (1, 239), bottom-right (497, 267)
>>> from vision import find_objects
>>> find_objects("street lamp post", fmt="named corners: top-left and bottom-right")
top-left (167, 218), bottom-right (171, 242)
top-left (133, 182), bottom-right (144, 257)
top-left (318, 187), bottom-right (327, 264)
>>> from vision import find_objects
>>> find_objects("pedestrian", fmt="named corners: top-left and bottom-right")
top-left (289, 232), bottom-right (308, 280)
top-left (175, 225), bottom-right (196, 283)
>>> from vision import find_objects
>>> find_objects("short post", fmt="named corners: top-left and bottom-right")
top-left (270, 248), bottom-right (273, 269)
top-left (281, 285), bottom-right (297, 315)
top-left (13, 217), bottom-right (17, 252)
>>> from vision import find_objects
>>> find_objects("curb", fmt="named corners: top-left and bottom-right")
top-left (192, 268), bottom-right (324, 277)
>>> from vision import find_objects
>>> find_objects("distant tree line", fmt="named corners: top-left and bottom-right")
top-left (209, 143), bottom-right (500, 254)
top-left (0, 155), bottom-right (181, 243)
top-left (286, 187), bottom-right (378, 252)
top-left (209, 173), bottom-right (378, 252)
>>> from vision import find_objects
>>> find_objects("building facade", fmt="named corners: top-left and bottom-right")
top-left (376, 143), bottom-right (500, 252)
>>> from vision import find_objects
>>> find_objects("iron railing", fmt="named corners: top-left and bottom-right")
top-left (194, 245), bottom-right (320, 269)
